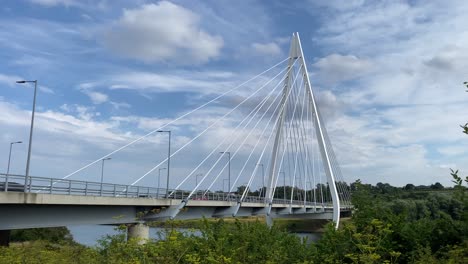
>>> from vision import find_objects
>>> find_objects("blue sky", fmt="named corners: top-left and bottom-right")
top-left (1, 0), bottom-right (467, 189)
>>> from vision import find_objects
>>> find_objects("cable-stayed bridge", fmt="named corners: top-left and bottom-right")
top-left (0, 33), bottom-right (352, 236)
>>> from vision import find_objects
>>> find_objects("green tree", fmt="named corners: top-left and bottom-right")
top-left (429, 182), bottom-right (444, 190)
top-left (10, 227), bottom-right (75, 244)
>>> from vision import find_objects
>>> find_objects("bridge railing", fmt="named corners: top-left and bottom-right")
top-left (0, 173), bottom-right (341, 208)
top-left (0, 173), bottom-right (169, 198)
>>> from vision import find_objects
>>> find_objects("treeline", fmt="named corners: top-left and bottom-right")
top-left (232, 181), bottom-right (351, 203)
top-left (232, 180), bottom-right (451, 202)
top-left (1, 177), bottom-right (466, 263)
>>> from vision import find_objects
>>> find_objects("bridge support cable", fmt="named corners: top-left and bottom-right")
top-left (231, 70), bottom-right (304, 196)
top-left (205, 64), bottom-right (302, 197)
top-left (306, 99), bottom-right (320, 208)
top-left (236, 77), bottom-right (304, 203)
top-left (132, 63), bottom-right (290, 189)
top-left (268, 73), bottom-right (303, 201)
top-left (176, 63), bottom-right (295, 200)
top-left (289, 32), bottom-right (340, 228)
top-left (59, 58), bottom-right (289, 182)
top-left (272, 67), bottom-right (303, 209)
top-left (310, 106), bottom-right (325, 209)
top-left (301, 95), bottom-right (316, 207)
top-left (287, 76), bottom-right (310, 209)
top-left (196, 75), bottom-right (286, 195)
top-left (322, 121), bottom-right (351, 206)
top-left (207, 64), bottom-right (301, 202)
top-left (295, 91), bottom-right (312, 209)
top-left (161, 69), bottom-right (303, 220)
top-left (181, 87), bottom-right (280, 197)
top-left (309, 106), bottom-right (351, 207)
top-left (267, 67), bottom-right (305, 213)
top-left (237, 67), bottom-right (304, 205)
top-left (289, 76), bottom-right (312, 210)
top-left (321, 121), bottom-right (351, 207)
top-left (237, 96), bottom-right (290, 203)
top-left (299, 85), bottom-right (328, 210)
top-left (200, 60), bottom-right (300, 196)
top-left (264, 44), bottom-right (299, 214)
top-left (282, 68), bottom-right (311, 208)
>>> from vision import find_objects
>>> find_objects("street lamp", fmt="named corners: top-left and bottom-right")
top-left (157, 130), bottom-right (171, 198)
top-left (5, 141), bottom-right (22, 191)
top-left (100, 157), bottom-right (111, 196)
top-left (157, 168), bottom-right (166, 197)
top-left (257, 163), bottom-right (264, 197)
top-left (16, 80), bottom-right (37, 192)
top-left (223, 179), bottom-right (229, 193)
top-left (220, 151), bottom-right (231, 192)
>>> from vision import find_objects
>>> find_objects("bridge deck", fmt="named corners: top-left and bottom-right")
top-left (0, 174), bottom-right (351, 230)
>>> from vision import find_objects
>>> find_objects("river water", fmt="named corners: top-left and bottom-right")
top-left (68, 225), bottom-right (322, 247)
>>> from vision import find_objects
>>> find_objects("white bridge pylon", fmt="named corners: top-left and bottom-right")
top-left (60, 32), bottom-right (351, 228)
top-left (265, 33), bottom-right (342, 228)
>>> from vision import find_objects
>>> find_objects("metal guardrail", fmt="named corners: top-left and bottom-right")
top-left (0, 173), bottom-right (345, 208)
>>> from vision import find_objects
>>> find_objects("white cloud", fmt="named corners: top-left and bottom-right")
top-left (424, 45), bottom-right (468, 71)
top-left (107, 70), bottom-right (235, 94)
top-left (0, 100), bottom-right (124, 146)
top-left (39, 85), bottom-right (54, 94)
top-left (312, 54), bottom-right (372, 84)
top-left (304, 0), bottom-right (468, 186)
top-left (76, 81), bottom-right (110, 104)
top-left (251, 42), bottom-right (282, 57)
top-left (0, 73), bottom-right (53, 94)
top-left (109, 101), bottom-right (131, 110)
top-left (0, 73), bottom-right (21, 86)
top-left (29, 0), bottom-right (79, 7)
top-left (309, 0), bottom-right (365, 11)
top-left (85, 91), bottom-right (108, 104)
top-left (100, 1), bottom-right (224, 64)
top-left (437, 145), bottom-right (467, 156)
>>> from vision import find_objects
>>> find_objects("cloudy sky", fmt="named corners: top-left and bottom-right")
top-left (0, 0), bottom-right (467, 189)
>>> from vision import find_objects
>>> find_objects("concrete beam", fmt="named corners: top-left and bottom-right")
top-left (0, 192), bottom-right (176, 206)
top-left (0, 204), bottom-right (138, 230)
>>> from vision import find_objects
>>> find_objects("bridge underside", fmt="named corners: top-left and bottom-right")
top-left (0, 192), bottom-right (349, 230)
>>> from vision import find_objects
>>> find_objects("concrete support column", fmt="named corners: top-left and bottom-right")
top-left (127, 223), bottom-right (149, 244)
top-left (0, 230), bottom-right (11, 247)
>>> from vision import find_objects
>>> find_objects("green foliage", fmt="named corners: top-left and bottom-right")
top-left (340, 179), bottom-right (467, 263)
top-left (10, 227), bottom-right (74, 244)
top-left (2, 177), bottom-right (467, 263)
top-left (91, 219), bottom-right (313, 264)
top-left (0, 241), bottom-right (99, 263)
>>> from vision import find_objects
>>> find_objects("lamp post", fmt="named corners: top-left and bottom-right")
top-left (5, 141), bottom-right (22, 191)
top-left (158, 168), bottom-right (166, 197)
top-left (16, 80), bottom-right (37, 192)
top-left (157, 130), bottom-right (171, 198)
top-left (100, 157), bottom-right (111, 196)
top-left (220, 151), bottom-right (231, 192)
top-left (223, 179), bottom-right (229, 193)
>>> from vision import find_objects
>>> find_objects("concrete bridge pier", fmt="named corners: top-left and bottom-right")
top-left (127, 223), bottom-right (149, 244)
